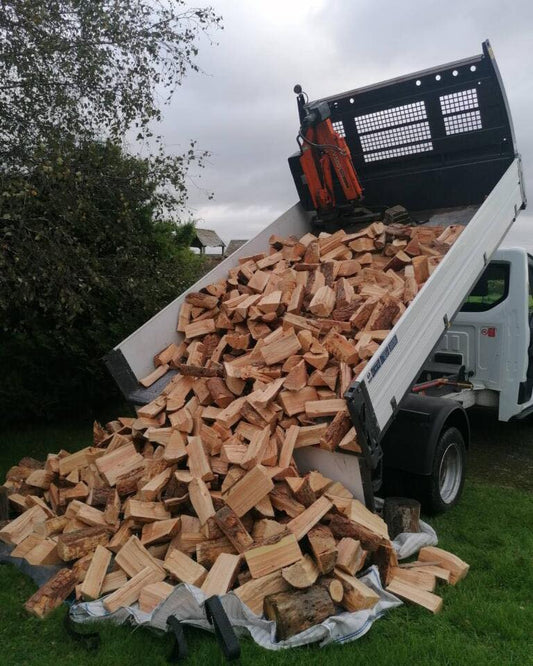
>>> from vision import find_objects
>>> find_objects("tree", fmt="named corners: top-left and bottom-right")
top-left (0, 2), bottom-right (222, 421)
top-left (1, 1), bottom-right (221, 201)
top-left (0, 140), bottom-right (206, 421)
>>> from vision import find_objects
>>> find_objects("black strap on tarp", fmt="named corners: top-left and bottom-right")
top-left (204, 595), bottom-right (240, 661)
top-left (166, 615), bottom-right (189, 662)
top-left (63, 610), bottom-right (101, 651)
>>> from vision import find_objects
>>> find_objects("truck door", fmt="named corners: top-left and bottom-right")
top-left (426, 249), bottom-right (530, 420)
top-left (459, 261), bottom-right (510, 389)
top-left (427, 261), bottom-right (510, 386)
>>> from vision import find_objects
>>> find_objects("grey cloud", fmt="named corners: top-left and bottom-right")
top-left (155, 0), bottom-right (533, 243)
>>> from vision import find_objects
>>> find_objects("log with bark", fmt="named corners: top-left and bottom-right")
top-left (264, 586), bottom-right (336, 640)
top-left (383, 497), bottom-right (421, 539)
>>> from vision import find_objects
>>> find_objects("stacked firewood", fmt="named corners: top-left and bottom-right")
top-left (0, 221), bottom-right (468, 637)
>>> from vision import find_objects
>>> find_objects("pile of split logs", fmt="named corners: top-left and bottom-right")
top-left (0, 220), bottom-right (469, 639)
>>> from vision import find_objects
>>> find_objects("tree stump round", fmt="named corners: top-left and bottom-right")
top-left (264, 586), bottom-right (335, 640)
top-left (383, 497), bottom-right (421, 539)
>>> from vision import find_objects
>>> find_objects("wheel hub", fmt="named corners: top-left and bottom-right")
top-left (439, 442), bottom-right (463, 504)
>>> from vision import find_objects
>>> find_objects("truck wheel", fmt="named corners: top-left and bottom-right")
top-left (420, 426), bottom-right (466, 514)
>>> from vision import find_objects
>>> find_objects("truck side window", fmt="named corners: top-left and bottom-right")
top-left (460, 261), bottom-right (510, 312)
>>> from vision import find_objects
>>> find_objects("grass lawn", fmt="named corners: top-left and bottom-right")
top-left (0, 422), bottom-right (532, 665)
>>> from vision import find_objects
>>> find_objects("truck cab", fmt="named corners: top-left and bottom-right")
top-left (425, 248), bottom-right (533, 421)
top-left (379, 246), bottom-right (532, 513)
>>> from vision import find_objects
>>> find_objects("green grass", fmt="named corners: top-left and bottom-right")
top-left (1, 424), bottom-right (532, 665)
top-left (0, 422), bottom-right (92, 474)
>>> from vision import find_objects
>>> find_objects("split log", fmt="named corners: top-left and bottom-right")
top-left (328, 514), bottom-right (387, 552)
top-left (336, 538), bottom-right (365, 576)
top-left (286, 496), bottom-right (333, 540)
top-left (164, 548), bottom-right (207, 586)
top-left (307, 524), bottom-right (337, 574)
top-left (260, 332), bottom-right (301, 366)
top-left (244, 533), bottom-right (302, 578)
top-left (418, 546), bottom-right (469, 584)
top-left (281, 554), bottom-right (319, 588)
top-left (139, 581), bottom-right (175, 613)
top-left (25, 568), bottom-right (77, 618)
top-left (139, 364), bottom-right (170, 388)
top-left (141, 518), bottom-right (181, 547)
top-left (188, 478), bottom-right (215, 526)
top-left (389, 567), bottom-right (436, 592)
top-left (319, 411), bottom-right (351, 451)
top-left (386, 578), bottom-right (442, 613)
top-left (196, 536), bottom-right (237, 569)
top-left (56, 526), bottom-right (110, 561)
top-left (373, 541), bottom-right (399, 586)
top-left (101, 570), bottom-right (128, 595)
top-left (214, 505), bottom-right (254, 553)
top-left (224, 465), bottom-right (274, 517)
top-left (124, 499), bottom-right (170, 523)
top-left (206, 377), bottom-right (234, 408)
top-left (0, 505), bottom-right (48, 545)
top-left (104, 566), bottom-right (165, 613)
top-left (407, 564), bottom-right (451, 583)
top-left (234, 571), bottom-right (290, 616)
top-left (201, 552), bottom-right (241, 596)
top-left (115, 535), bottom-right (164, 577)
top-left (79, 545), bottom-right (112, 600)
top-left (24, 539), bottom-right (61, 566)
top-left (333, 568), bottom-right (380, 612)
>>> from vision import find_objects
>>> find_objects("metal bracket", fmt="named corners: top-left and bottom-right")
top-left (344, 380), bottom-right (383, 511)
top-left (344, 380), bottom-right (382, 469)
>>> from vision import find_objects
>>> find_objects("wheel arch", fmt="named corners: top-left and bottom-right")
top-left (381, 393), bottom-right (470, 477)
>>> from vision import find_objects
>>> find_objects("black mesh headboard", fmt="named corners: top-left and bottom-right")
top-left (289, 41), bottom-right (517, 212)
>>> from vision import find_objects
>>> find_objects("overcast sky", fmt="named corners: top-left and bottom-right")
top-left (157, 0), bottom-right (533, 246)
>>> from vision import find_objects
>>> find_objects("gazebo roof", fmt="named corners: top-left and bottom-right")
top-left (225, 239), bottom-right (248, 256)
top-left (192, 229), bottom-right (225, 249)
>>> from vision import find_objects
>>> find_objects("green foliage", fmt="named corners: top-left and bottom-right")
top-left (0, 1), bottom-right (222, 421)
top-left (0, 0), bottom-right (222, 171)
top-left (0, 140), bottom-right (206, 421)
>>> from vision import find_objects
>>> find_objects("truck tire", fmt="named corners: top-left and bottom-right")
top-left (417, 426), bottom-right (466, 514)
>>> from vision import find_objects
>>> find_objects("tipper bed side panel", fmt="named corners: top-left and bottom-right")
top-left (105, 204), bottom-right (312, 399)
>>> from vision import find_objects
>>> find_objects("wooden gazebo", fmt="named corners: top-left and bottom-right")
top-left (191, 229), bottom-right (226, 255)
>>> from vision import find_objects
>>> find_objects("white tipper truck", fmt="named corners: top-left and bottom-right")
top-left (105, 41), bottom-right (527, 514)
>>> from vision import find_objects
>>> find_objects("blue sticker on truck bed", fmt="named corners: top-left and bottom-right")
top-left (366, 335), bottom-right (398, 384)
